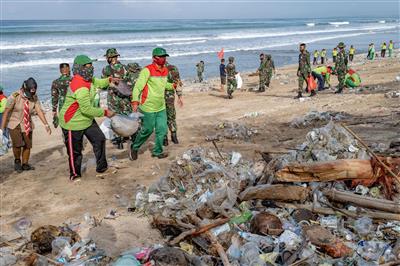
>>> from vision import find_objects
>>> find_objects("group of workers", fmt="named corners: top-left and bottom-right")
top-left (0, 39), bottom-right (395, 179)
top-left (367, 40), bottom-right (394, 60)
top-left (0, 47), bottom-right (183, 180)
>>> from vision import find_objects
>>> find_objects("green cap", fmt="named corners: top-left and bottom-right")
top-left (104, 48), bottom-right (120, 58)
top-left (152, 47), bottom-right (169, 57)
top-left (338, 42), bottom-right (345, 48)
top-left (73, 55), bottom-right (97, 65)
top-left (0, 85), bottom-right (3, 92)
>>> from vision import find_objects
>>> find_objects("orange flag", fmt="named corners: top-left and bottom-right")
top-left (217, 48), bottom-right (224, 59)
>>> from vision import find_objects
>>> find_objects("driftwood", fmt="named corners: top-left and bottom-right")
top-left (276, 159), bottom-right (374, 182)
top-left (152, 216), bottom-right (194, 230)
top-left (323, 189), bottom-right (400, 214)
top-left (169, 217), bottom-right (230, 245)
top-left (239, 184), bottom-right (310, 202)
top-left (188, 214), bottom-right (231, 266)
top-left (341, 123), bottom-right (400, 185)
top-left (275, 202), bottom-right (400, 221)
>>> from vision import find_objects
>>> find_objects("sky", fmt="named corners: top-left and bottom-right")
top-left (0, 0), bottom-right (399, 20)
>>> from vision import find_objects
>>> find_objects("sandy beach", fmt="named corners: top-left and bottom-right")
top-left (1, 52), bottom-right (399, 257)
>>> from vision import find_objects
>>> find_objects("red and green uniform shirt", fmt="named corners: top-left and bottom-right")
top-left (59, 75), bottom-right (110, 131)
top-left (131, 63), bottom-right (174, 113)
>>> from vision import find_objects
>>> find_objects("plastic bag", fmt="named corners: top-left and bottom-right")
top-left (99, 118), bottom-right (114, 140)
top-left (111, 113), bottom-right (143, 137)
top-left (307, 75), bottom-right (317, 92)
top-left (0, 131), bottom-right (10, 156)
top-left (235, 73), bottom-right (243, 89)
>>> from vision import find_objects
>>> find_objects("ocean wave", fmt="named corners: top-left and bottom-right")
top-left (214, 25), bottom-right (397, 41)
top-left (0, 36), bottom-right (207, 50)
top-left (378, 20), bottom-right (386, 24)
top-left (329, 21), bottom-right (350, 26)
top-left (16, 48), bottom-right (69, 55)
top-left (0, 58), bottom-right (73, 70)
top-left (306, 23), bottom-right (316, 27)
top-left (158, 40), bottom-right (207, 46)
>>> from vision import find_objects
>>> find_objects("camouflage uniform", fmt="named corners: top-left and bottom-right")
top-left (51, 74), bottom-right (71, 113)
top-left (102, 63), bottom-right (132, 115)
top-left (258, 57), bottom-right (268, 92)
top-left (124, 63), bottom-right (141, 88)
top-left (335, 43), bottom-right (348, 93)
top-left (226, 57), bottom-right (237, 98)
top-left (196, 61), bottom-right (204, 82)
top-left (165, 63), bottom-right (182, 135)
top-left (265, 55), bottom-right (275, 89)
top-left (297, 50), bottom-right (311, 93)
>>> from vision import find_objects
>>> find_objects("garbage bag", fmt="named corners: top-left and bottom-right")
top-left (235, 73), bottom-right (243, 89)
top-left (307, 75), bottom-right (317, 92)
top-left (99, 118), bottom-right (114, 140)
top-left (0, 131), bottom-right (9, 156)
top-left (110, 113), bottom-right (143, 137)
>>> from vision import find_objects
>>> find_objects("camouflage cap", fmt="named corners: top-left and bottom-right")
top-left (266, 54), bottom-right (272, 59)
top-left (104, 48), bottom-right (120, 58)
top-left (228, 56), bottom-right (234, 62)
top-left (127, 62), bottom-right (140, 71)
top-left (338, 42), bottom-right (345, 48)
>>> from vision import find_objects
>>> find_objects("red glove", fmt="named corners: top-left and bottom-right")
top-left (131, 101), bottom-right (139, 112)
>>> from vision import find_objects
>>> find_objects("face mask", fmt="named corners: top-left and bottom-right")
top-left (73, 64), bottom-right (94, 81)
top-left (153, 56), bottom-right (167, 66)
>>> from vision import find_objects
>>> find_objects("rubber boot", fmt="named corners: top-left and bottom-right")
top-left (335, 88), bottom-right (343, 94)
top-left (163, 135), bottom-right (169, 146)
top-left (294, 92), bottom-right (303, 99)
top-left (171, 132), bottom-right (179, 144)
top-left (310, 90), bottom-right (317, 97)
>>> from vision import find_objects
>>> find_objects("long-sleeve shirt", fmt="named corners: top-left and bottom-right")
top-left (59, 76), bottom-right (109, 131)
top-left (131, 63), bottom-right (174, 113)
top-left (51, 74), bottom-right (71, 112)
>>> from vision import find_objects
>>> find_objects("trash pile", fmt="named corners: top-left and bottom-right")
top-left (134, 121), bottom-right (399, 265)
top-left (290, 110), bottom-right (350, 128)
top-left (205, 121), bottom-right (258, 142)
top-left (384, 91), bottom-right (400, 98)
top-left (355, 85), bottom-right (393, 94)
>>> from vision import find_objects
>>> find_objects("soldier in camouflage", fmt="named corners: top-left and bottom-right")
top-left (164, 63), bottom-right (183, 146)
top-left (51, 63), bottom-right (71, 128)
top-left (258, 53), bottom-right (268, 92)
top-left (196, 61), bottom-right (205, 82)
top-left (124, 63), bottom-right (141, 87)
top-left (258, 53), bottom-right (276, 92)
top-left (102, 48), bottom-right (130, 149)
top-left (296, 43), bottom-right (314, 98)
top-left (334, 42), bottom-right (348, 94)
top-left (226, 56), bottom-right (237, 99)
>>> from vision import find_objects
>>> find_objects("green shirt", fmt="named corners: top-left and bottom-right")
top-left (59, 77), bottom-right (109, 131)
top-left (131, 63), bottom-right (174, 113)
top-left (0, 97), bottom-right (7, 113)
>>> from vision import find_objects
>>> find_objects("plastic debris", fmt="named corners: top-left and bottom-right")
top-left (110, 112), bottom-right (143, 137)
top-left (290, 110), bottom-right (350, 128)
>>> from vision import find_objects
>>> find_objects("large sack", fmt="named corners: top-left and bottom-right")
top-left (111, 113), bottom-right (143, 137)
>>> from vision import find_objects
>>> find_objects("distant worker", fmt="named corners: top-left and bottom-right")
top-left (388, 40), bottom-right (394, 57)
top-left (60, 55), bottom-right (116, 181)
top-left (295, 43), bottom-right (313, 98)
top-left (265, 54), bottom-right (275, 89)
top-left (226, 56), bottom-right (237, 99)
top-left (345, 69), bottom-right (361, 88)
top-left (196, 60), bottom-right (205, 82)
top-left (219, 58), bottom-right (226, 92)
top-left (1, 78), bottom-right (51, 173)
top-left (129, 47), bottom-right (176, 160)
top-left (257, 53), bottom-right (268, 92)
top-left (51, 63), bottom-right (71, 128)
top-left (349, 45), bottom-right (355, 62)
top-left (332, 47), bottom-right (338, 63)
top-left (334, 42), bottom-right (348, 94)
top-left (367, 43), bottom-right (376, 60)
top-left (320, 49), bottom-right (327, 64)
top-left (381, 42), bottom-right (387, 58)
top-left (312, 65), bottom-right (333, 91)
top-left (164, 63), bottom-right (183, 146)
top-left (313, 50), bottom-right (319, 65)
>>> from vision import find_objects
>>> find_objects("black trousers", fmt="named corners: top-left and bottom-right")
top-left (62, 121), bottom-right (107, 178)
top-left (349, 54), bottom-right (354, 61)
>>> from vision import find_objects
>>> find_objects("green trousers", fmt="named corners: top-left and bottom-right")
top-left (131, 109), bottom-right (167, 156)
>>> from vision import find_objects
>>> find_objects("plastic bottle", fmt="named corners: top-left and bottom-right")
top-left (229, 210), bottom-right (253, 225)
top-left (238, 232), bottom-right (274, 248)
